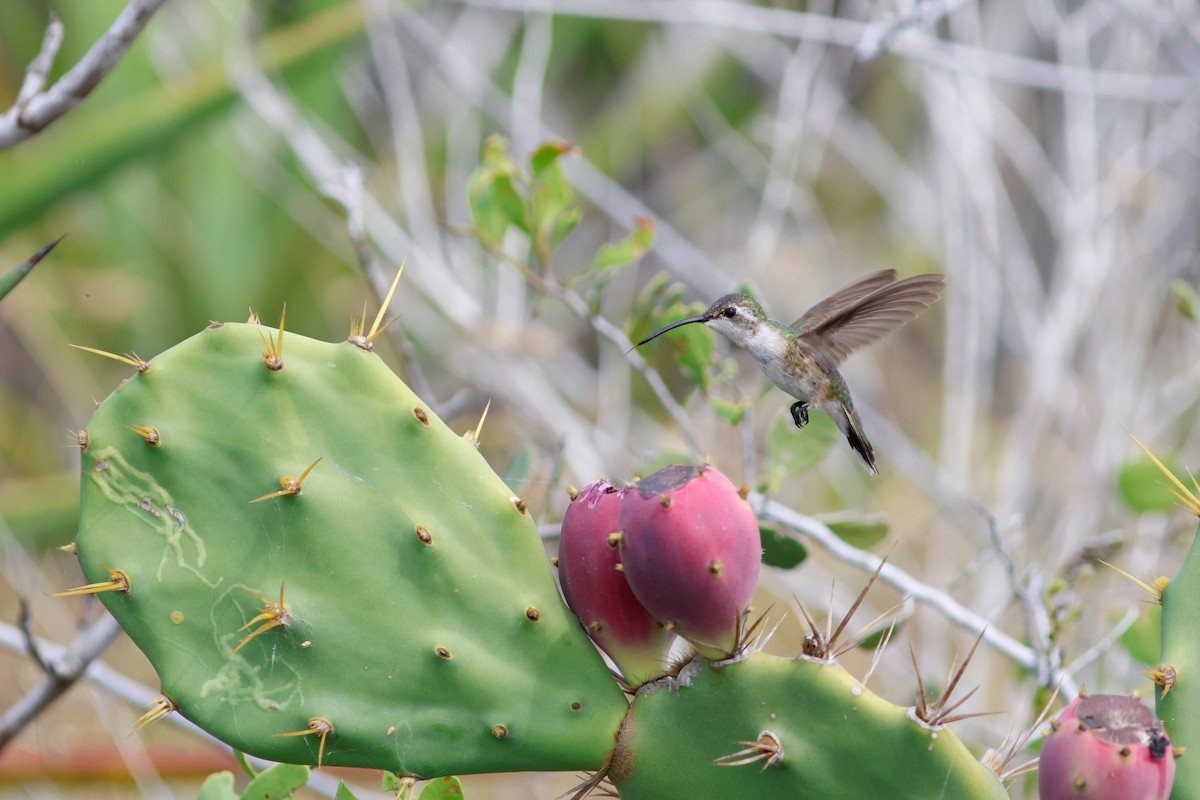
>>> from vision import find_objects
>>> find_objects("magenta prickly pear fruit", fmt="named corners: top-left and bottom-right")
top-left (1039, 693), bottom-right (1176, 800)
top-left (617, 464), bottom-right (760, 659)
top-left (558, 481), bottom-right (677, 684)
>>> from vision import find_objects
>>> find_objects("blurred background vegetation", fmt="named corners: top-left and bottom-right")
top-left (2, 0), bottom-right (1200, 797)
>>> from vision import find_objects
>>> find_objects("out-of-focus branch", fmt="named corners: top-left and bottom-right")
top-left (448, 0), bottom-right (1200, 101)
top-left (854, 0), bottom-right (974, 62)
top-left (0, 608), bottom-right (121, 752)
top-left (15, 15), bottom-right (65, 107)
top-left (0, 0), bottom-right (171, 150)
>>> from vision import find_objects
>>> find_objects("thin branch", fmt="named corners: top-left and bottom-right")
top-left (755, 494), bottom-right (1080, 699)
top-left (16, 14), bottom-right (65, 106)
top-left (0, 612), bottom-right (121, 752)
top-left (448, 0), bottom-right (1200, 102)
top-left (854, 0), bottom-right (975, 62)
top-left (0, 0), bottom-right (171, 150)
top-left (970, 499), bottom-right (1061, 687)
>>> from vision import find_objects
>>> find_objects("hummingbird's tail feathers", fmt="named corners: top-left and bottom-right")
top-left (844, 422), bottom-right (878, 475)
top-left (805, 273), bottom-right (946, 367)
top-left (827, 401), bottom-right (878, 475)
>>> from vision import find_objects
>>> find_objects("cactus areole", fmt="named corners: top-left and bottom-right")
top-left (1039, 694), bottom-right (1176, 800)
top-left (557, 481), bottom-right (676, 684)
top-left (618, 464), bottom-right (761, 658)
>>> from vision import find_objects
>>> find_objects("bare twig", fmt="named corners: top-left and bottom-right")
top-left (16, 597), bottom-right (50, 674)
top-left (0, 612), bottom-right (121, 752)
top-left (15, 14), bottom-right (65, 106)
top-left (0, 0), bottom-right (171, 150)
top-left (448, 0), bottom-right (1200, 101)
top-left (854, 0), bottom-right (974, 62)
top-left (970, 500), bottom-right (1061, 687)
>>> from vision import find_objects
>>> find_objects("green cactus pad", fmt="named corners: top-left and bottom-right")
top-left (1159, 520), bottom-right (1200, 799)
top-left (611, 652), bottom-right (1008, 799)
top-left (73, 322), bottom-right (627, 776)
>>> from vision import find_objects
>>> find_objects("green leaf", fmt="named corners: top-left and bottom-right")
top-left (1171, 279), bottom-right (1199, 324)
top-left (825, 519), bottom-right (890, 549)
top-left (418, 776), bottom-right (465, 799)
top-left (1117, 455), bottom-right (1190, 513)
top-left (1118, 605), bottom-right (1161, 665)
top-left (589, 217), bottom-right (655, 274)
top-left (856, 620), bottom-right (904, 651)
top-left (233, 750), bottom-right (256, 779)
top-left (710, 397), bottom-right (747, 427)
top-left (530, 139), bottom-right (577, 179)
top-left (240, 764), bottom-right (309, 800)
top-left (335, 781), bottom-right (360, 800)
top-left (549, 207), bottom-right (583, 249)
top-left (0, 235), bottom-right (63, 303)
top-left (530, 158), bottom-right (576, 253)
top-left (627, 275), bottom-right (686, 338)
top-left (467, 135), bottom-right (529, 246)
top-left (382, 772), bottom-right (417, 799)
top-left (196, 771), bottom-right (237, 800)
top-left (664, 306), bottom-right (714, 390)
top-left (763, 409), bottom-right (839, 491)
top-left (759, 525), bottom-right (807, 569)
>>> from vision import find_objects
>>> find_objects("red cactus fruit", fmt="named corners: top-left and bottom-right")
top-left (1038, 693), bottom-right (1175, 800)
top-left (617, 464), bottom-right (761, 659)
top-left (557, 481), bottom-right (677, 684)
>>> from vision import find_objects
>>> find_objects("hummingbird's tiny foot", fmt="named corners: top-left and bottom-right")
top-left (789, 401), bottom-right (809, 429)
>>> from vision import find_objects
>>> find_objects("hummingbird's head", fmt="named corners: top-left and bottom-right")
top-left (633, 293), bottom-right (768, 349)
top-left (701, 294), bottom-right (768, 344)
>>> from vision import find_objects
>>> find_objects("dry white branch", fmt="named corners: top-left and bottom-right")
top-left (756, 494), bottom-right (1080, 698)
top-left (0, 611), bottom-right (121, 751)
top-left (0, 0), bottom-right (170, 150)
top-left (449, 0), bottom-right (1200, 101)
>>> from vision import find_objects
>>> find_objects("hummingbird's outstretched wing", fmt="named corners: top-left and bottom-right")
top-left (791, 269), bottom-right (898, 331)
top-left (802, 273), bottom-right (945, 367)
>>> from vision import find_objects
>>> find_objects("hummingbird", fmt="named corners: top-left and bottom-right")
top-left (633, 270), bottom-right (945, 473)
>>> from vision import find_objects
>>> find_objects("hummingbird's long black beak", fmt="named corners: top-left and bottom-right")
top-left (632, 313), bottom-right (709, 349)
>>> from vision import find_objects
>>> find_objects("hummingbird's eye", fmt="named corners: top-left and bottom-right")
top-left (723, 307), bottom-right (737, 319)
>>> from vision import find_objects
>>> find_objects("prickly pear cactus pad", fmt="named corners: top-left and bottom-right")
top-left (609, 652), bottom-right (1009, 799)
top-left (71, 322), bottom-right (628, 776)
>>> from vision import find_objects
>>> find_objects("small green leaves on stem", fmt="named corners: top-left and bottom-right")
top-left (589, 216), bottom-right (655, 275)
top-left (467, 135), bottom-right (528, 248)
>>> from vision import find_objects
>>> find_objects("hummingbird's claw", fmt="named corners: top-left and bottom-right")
top-left (789, 401), bottom-right (809, 429)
